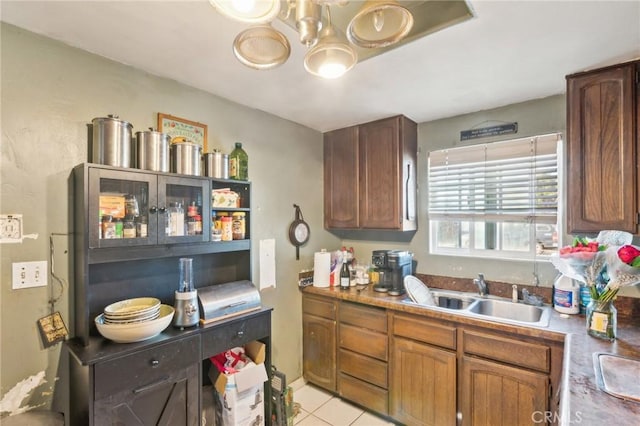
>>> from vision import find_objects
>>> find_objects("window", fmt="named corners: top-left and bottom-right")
top-left (428, 133), bottom-right (561, 260)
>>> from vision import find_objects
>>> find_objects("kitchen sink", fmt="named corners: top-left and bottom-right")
top-left (466, 299), bottom-right (551, 327)
top-left (431, 290), bottom-right (477, 310)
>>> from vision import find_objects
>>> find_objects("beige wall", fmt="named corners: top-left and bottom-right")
top-left (0, 23), bottom-right (340, 415)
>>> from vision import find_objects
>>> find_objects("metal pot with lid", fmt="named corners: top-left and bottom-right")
top-left (91, 114), bottom-right (133, 168)
top-left (136, 128), bottom-right (170, 172)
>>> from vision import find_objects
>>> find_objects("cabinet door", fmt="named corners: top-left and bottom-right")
top-left (566, 62), bottom-right (637, 233)
top-left (324, 126), bottom-right (359, 229)
top-left (158, 175), bottom-right (211, 243)
top-left (460, 355), bottom-right (548, 426)
top-left (390, 337), bottom-right (457, 426)
top-left (94, 363), bottom-right (199, 426)
top-left (88, 167), bottom-right (157, 248)
top-left (303, 314), bottom-right (337, 391)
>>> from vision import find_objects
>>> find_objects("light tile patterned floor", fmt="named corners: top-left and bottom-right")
top-left (289, 379), bottom-right (396, 426)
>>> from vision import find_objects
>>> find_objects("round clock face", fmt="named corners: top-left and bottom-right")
top-left (289, 220), bottom-right (310, 246)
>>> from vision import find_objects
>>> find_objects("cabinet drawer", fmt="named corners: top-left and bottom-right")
top-left (94, 335), bottom-right (200, 400)
top-left (303, 295), bottom-right (336, 320)
top-left (339, 349), bottom-right (388, 389)
top-left (462, 329), bottom-right (550, 373)
top-left (339, 324), bottom-right (387, 361)
top-left (201, 311), bottom-right (271, 359)
top-left (393, 313), bottom-right (456, 350)
top-left (339, 373), bottom-right (388, 415)
top-left (340, 301), bottom-right (387, 332)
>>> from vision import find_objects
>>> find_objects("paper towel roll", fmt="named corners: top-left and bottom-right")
top-left (313, 250), bottom-right (331, 287)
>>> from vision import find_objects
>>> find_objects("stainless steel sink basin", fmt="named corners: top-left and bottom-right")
top-left (402, 290), bottom-right (476, 310)
top-left (467, 299), bottom-right (550, 327)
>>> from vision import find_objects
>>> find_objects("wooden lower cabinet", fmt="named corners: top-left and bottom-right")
top-left (460, 355), bottom-right (549, 426)
top-left (390, 336), bottom-right (457, 426)
top-left (303, 295), bottom-right (337, 391)
top-left (92, 335), bottom-right (200, 426)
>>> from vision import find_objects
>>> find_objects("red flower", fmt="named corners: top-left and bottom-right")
top-left (617, 245), bottom-right (640, 265)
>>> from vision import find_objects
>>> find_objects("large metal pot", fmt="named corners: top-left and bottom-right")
top-left (136, 128), bottom-right (170, 172)
top-left (171, 141), bottom-right (202, 176)
top-left (203, 151), bottom-right (229, 179)
top-left (91, 114), bottom-right (133, 167)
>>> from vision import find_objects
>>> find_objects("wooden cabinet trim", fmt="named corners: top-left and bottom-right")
top-left (303, 295), bottom-right (337, 320)
top-left (339, 323), bottom-right (388, 361)
top-left (462, 329), bottom-right (550, 373)
top-left (339, 372), bottom-right (389, 414)
top-left (339, 348), bottom-right (388, 389)
top-left (339, 301), bottom-right (387, 332)
top-left (392, 312), bottom-right (457, 350)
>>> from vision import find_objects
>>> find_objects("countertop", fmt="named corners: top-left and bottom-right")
top-left (302, 285), bottom-right (640, 424)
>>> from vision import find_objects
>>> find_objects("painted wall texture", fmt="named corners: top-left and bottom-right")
top-left (0, 23), bottom-right (340, 416)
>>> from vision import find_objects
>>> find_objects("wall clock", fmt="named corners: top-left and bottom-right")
top-left (288, 204), bottom-right (310, 260)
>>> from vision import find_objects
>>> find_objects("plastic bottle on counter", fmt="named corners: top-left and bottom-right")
top-left (553, 274), bottom-right (580, 314)
top-left (229, 142), bottom-right (248, 181)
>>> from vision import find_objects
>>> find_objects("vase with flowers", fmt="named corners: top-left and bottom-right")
top-left (551, 230), bottom-right (640, 341)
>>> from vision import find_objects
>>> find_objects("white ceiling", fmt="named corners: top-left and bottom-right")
top-left (2, 0), bottom-right (639, 132)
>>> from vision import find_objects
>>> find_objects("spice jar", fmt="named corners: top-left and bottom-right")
top-left (123, 216), bottom-right (136, 238)
top-left (221, 216), bottom-right (233, 241)
top-left (136, 215), bottom-right (148, 238)
top-left (232, 212), bottom-right (246, 240)
top-left (102, 215), bottom-right (115, 239)
top-left (115, 218), bottom-right (124, 239)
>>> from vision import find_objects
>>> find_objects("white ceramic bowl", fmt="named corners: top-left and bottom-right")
top-left (103, 297), bottom-right (161, 317)
top-left (95, 304), bottom-right (174, 343)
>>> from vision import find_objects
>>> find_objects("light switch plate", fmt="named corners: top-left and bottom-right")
top-left (0, 214), bottom-right (23, 243)
top-left (12, 261), bottom-right (48, 289)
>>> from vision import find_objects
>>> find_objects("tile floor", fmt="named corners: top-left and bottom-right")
top-left (288, 379), bottom-right (396, 426)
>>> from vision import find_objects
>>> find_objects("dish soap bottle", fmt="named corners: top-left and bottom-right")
top-left (229, 142), bottom-right (248, 180)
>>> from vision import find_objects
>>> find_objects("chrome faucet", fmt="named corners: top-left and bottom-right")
top-left (473, 273), bottom-right (488, 297)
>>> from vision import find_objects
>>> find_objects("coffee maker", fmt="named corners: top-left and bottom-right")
top-left (372, 250), bottom-right (413, 296)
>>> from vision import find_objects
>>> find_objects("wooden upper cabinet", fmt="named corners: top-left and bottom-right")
top-left (324, 126), bottom-right (360, 229)
top-left (566, 61), bottom-right (639, 234)
top-left (324, 115), bottom-right (418, 230)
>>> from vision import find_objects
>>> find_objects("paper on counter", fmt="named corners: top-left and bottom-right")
top-left (259, 239), bottom-right (276, 290)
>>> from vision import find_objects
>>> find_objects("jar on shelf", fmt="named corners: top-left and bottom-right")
top-left (232, 212), bottom-right (246, 240)
top-left (168, 202), bottom-right (185, 236)
top-left (136, 215), bottom-right (148, 238)
top-left (102, 215), bottom-right (115, 239)
top-left (123, 216), bottom-right (136, 238)
top-left (221, 216), bottom-right (233, 241)
top-left (115, 218), bottom-right (124, 239)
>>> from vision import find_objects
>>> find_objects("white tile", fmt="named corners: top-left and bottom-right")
top-left (293, 408), bottom-right (311, 425)
top-left (351, 411), bottom-right (397, 426)
top-left (313, 397), bottom-right (363, 426)
top-left (293, 385), bottom-right (333, 413)
top-left (296, 414), bottom-right (332, 426)
top-left (289, 377), bottom-right (307, 391)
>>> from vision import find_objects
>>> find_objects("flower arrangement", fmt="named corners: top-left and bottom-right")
top-left (551, 230), bottom-right (640, 340)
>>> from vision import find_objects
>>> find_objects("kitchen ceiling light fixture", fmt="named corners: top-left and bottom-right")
top-left (209, 0), bottom-right (414, 78)
top-left (347, 0), bottom-right (414, 48)
top-left (208, 0), bottom-right (281, 24)
top-left (304, 6), bottom-right (357, 79)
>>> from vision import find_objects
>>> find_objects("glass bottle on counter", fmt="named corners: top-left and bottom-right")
top-left (340, 252), bottom-right (350, 291)
top-left (229, 142), bottom-right (248, 181)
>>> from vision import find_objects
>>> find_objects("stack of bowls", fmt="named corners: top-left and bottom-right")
top-left (95, 297), bottom-right (174, 343)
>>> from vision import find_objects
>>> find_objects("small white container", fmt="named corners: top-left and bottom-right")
top-left (553, 275), bottom-right (580, 314)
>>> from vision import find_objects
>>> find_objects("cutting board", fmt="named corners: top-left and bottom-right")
top-left (593, 353), bottom-right (640, 402)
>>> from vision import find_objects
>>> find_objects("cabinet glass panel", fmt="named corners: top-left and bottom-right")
top-left (88, 169), bottom-right (156, 248)
top-left (158, 176), bottom-right (210, 244)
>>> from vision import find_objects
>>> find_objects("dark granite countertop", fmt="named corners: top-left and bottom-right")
top-left (302, 285), bottom-right (640, 423)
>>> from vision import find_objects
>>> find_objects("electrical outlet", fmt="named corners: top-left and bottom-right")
top-left (12, 261), bottom-right (48, 289)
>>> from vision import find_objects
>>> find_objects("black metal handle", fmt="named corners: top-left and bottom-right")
top-left (158, 206), bottom-right (167, 214)
top-left (149, 206), bottom-right (157, 214)
top-left (150, 359), bottom-right (159, 367)
top-left (132, 375), bottom-right (170, 394)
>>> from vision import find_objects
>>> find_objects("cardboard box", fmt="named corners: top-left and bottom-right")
top-left (99, 194), bottom-right (125, 218)
top-left (212, 189), bottom-right (240, 208)
top-left (209, 341), bottom-right (268, 426)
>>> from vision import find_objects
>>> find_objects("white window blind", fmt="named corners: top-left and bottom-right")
top-left (428, 134), bottom-right (560, 224)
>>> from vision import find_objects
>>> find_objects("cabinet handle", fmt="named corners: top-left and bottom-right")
top-left (237, 330), bottom-right (244, 337)
top-left (150, 359), bottom-right (159, 367)
top-left (132, 376), bottom-right (170, 394)
top-left (158, 206), bottom-right (167, 214)
top-left (149, 206), bottom-right (157, 214)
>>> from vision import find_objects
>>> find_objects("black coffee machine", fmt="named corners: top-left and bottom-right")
top-left (372, 250), bottom-right (413, 296)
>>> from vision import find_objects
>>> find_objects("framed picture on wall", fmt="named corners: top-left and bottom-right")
top-left (157, 113), bottom-right (208, 152)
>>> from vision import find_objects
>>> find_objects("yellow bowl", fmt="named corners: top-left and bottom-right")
top-left (95, 305), bottom-right (174, 343)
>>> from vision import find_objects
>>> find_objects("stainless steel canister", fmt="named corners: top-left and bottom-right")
top-left (91, 115), bottom-right (133, 167)
top-left (203, 151), bottom-right (229, 179)
top-left (136, 129), bottom-right (170, 172)
top-left (171, 142), bottom-right (202, 176)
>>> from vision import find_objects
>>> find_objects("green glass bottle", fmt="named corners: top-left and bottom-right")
top-left (229, 142), bottom-right (248, 180)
